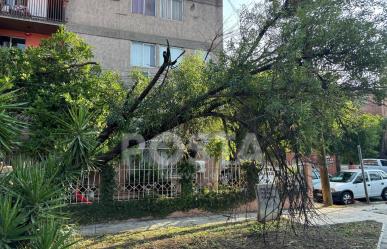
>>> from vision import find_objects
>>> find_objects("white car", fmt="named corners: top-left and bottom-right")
top-left (363, 159), bottom-right (387, 173)
top-left (314, 169), bottom-right (387, 204)
top-left (311, 168), bottom-right (321, 187)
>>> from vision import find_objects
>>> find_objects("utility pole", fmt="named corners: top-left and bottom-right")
top-left (357, 145), bottom-right (370, 204)
top-left (320, 132), bottom-right (333, 206)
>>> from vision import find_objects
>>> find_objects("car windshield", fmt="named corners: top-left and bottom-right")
top-left (330, 172), bottom-right (357, 183)
top-left (363, 160), bottom-right (378, 166)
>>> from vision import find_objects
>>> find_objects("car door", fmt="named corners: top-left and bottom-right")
top-left (368, 171), bottom-right (384, 197)
top-left (352, 173), bottom-right (368, 198)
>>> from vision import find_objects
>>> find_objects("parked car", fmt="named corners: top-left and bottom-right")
top-left (311, 168), bottom-right (332, 189)
top-left (312, 168), bottom-right (321, 188)
top-left (362, 159), bottom-right (387, 172)
top-left (314, 169), bottom-right (387, 204)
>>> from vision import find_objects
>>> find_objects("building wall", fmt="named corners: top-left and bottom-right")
top-left (361, 97), bottom-right (386, 117)
top-left (0, 29), bottom-right (50, 47)
top-left (65, 0), bottom-right (223, 76)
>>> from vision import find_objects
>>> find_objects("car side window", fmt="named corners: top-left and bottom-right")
top-left (369, 172), bottom-right (382, 181)
top-left (379, 171), bottom-right (387, 179)
top-left (354, 175), bottom-right (364, 183)
top-left (381, 160), bottom-right (387, 167)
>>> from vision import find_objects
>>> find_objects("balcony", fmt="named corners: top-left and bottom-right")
top-left (0, 0), bottom-right (65, 23)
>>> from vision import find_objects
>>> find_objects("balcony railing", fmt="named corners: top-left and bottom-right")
top-left (0, 0), bottom-right (65, 23)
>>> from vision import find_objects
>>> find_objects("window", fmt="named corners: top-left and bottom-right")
top-left (132, 0), bottom-right (155, 16)
top-left (381, 160), bottom-right (387, 167)
top-left (363, 159), bottom-right (379, 166)
top-left (131, 42), bottom-right (156, 67)
top-left (5, 0), bottom-right (15, 6)
top-left (369, 172), bottom-right (382, 181)
top-left (0, 36), bottom-right (25, 50)
top-left (160, 0), bottom-right (183, 21)
top-left (159, 46), bottom-right (184, 66)
top-left (379, 171), bottom-right (387, 179)
top-left (331, 171), bottom-right (357, 183)
top-left (354, 174), bottom-right (369, 183)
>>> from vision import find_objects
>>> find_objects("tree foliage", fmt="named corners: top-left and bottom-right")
top-left (0, 0), bottom-right (386, 232)
top-left (0, 27), bottom-right (125, 155)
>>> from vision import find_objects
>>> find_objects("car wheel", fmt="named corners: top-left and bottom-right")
top-left (382, 188), bottom-right (387, 201)
top-left (341, 191), bottom-right (354, 205)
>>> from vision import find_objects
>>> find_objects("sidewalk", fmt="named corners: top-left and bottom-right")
top-left (80, 212), bottom-right (257, 236)
top-left (312, 202), bottom-right (387, 249)
top-left (79, 202), bottom-right (387, 248)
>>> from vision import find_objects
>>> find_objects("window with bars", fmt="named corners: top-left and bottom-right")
top-left (131, 42), bottom-right (156, 68)
top-left (132, 0), bottom-right (156, 16)
top-left (160, 0), bottom-right (183, 21)
top-left (0, 36), bottom-right (26, 50)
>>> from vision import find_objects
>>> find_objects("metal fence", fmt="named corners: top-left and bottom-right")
top-left (0, 0), bottom-right (65, 22)
top-left (193, 160), bottom-right (246, 193)
top-left (68, 150), bottom-right (246, 204)
top-left (67, 169), bottom-right (101, 205)
top-left (115, 149), bottom-right (180, 201)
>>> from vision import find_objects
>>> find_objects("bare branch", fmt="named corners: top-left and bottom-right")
top-left (97, 40), bottom-right (175, 145)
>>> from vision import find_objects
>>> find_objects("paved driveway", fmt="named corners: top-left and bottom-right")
top-left (314, 201), bottom-right (387, 248)
top-left (315, 201), bottom-right (387, 224)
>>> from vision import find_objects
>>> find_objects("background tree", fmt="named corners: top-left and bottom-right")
top-left (0, 28), bottom-right (126, 156)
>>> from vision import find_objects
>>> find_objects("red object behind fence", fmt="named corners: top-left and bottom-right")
top-left (75, 191), bottom-right (92, 205)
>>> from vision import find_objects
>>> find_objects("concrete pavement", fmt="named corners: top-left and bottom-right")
top-left (312, 202), bottom-right (387, 249)
top-left (79, 201), bottom-right (387, 248)
top-left (80, 212), bottom-right (257, 236)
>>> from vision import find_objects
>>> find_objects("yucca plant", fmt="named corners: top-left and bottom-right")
top-left (31, 220), bottom-right (77, 249)
top-left (3, 159), bottom-right (67, 223)
top-left (0, 196), bottom-right (32, 249)
top-left (57, 105), bottom-right (98, 171)
top-left (0, 158), bottom-right (79, 248)
top-left (0, 82), bottom-right (25, 157)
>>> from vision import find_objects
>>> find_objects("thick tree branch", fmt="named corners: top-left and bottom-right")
top-left (97, 41), bottom-right (181, 146)
top-left (97, 99), bottom-right (228, 165)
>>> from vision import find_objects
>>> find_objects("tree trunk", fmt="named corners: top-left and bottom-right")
top-left (319, 134), bottom-right (333, 206)
top-left (335, 153), bottom-right (341, 173)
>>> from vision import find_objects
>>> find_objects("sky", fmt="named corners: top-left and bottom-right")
top-left (223, 0), bottom-right (256, 34)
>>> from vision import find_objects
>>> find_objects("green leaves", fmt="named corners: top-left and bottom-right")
top-left (3, 159), bottom-right (66, 222)
top-left (31, 220), bottom-right (77, 249)
top-left (0, 196), bottom-right (32, 249)
top-left (57, 106), bottom-right (98, 170)
top-left (0, 158), bottom-right (76, 248)
top-left (0, 27), bottom-right (125, 156)
top-left (0, 83), bottom-right (25, 157)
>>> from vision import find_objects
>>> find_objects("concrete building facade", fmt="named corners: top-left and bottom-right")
top-left (0, 0), bottom-right (223, 78)
top-left (361, 96), bottom-right (387, 117)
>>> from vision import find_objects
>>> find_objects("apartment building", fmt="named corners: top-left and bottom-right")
top-left (361, 97), bottom-right (387, 117)
top-left (0, 0), bottom-right (223, 78)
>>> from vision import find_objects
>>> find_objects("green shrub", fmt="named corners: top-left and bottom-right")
top-left (0, 158), bottom-right (76, 248)
top-left (178, 161), bottom-right (196, 196)
top-left (0, 196), bottom-right (31, 249)
top-left (67, 190), bottom-right (253, 225)
top-left (31, 220), bottom-right (76, 249)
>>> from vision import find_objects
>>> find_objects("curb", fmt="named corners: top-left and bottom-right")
top-left (377, 223), bottom-right (386, 249)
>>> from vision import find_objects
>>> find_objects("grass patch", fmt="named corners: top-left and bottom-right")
top-left (78, 220), bottom-right (382, 249)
